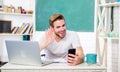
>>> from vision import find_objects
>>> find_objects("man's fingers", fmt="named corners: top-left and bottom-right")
top-left (67, 55), bottom-right (75, 63)
top-left (68, 54), bottom-right (76, 58)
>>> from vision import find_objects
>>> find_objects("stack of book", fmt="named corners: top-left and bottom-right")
top-left (11, 23), bottom-right (33, 34)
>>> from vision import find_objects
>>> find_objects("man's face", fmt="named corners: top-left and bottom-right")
top-left (53, 19), bottom-right (66, 39)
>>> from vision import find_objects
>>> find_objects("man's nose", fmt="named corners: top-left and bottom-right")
top-left (61, 27), bottom-right (65, 31)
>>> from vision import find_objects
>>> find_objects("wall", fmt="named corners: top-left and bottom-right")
top-left (3, 0), bottom-right (33, 10)
top-left (0, 0), bottom-right (97, 62)
top-left (0, 0), bottom-right (33, 27)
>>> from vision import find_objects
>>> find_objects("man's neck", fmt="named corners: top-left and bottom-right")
top-left (55, 36), bottom-right (62, 42)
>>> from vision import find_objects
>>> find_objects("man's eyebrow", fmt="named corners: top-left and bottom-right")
top-left (63, 24), bottom-right (66, 26)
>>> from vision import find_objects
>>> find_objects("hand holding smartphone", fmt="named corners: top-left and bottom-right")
top-left (67, 49), bottom-right (76, 63)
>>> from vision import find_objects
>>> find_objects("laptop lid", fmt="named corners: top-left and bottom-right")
top-left (5, 40), bottom-right (47, 66)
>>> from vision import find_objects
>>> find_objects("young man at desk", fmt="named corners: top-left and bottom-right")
top-left (39, 13), bottom-right (84, 66)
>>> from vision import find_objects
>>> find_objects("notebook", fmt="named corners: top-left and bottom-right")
top-left (5, 40), bottom-right (52, 66)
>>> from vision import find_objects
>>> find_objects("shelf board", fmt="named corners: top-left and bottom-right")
top-left (106, 37), bottom-right (120, 39)
top-left (99, 2), bottom-right (120, 7)
top-left (0, 12), bottom-right (32, 16)
top-left (99, 36), bottom-right (120, 39)
top-left (0, 34), bottom-right (32, 36)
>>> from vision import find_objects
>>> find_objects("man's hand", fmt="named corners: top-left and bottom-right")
top-left (40, 27), bottom-right (54, 51)
top-left (67, 47), bottom-right (84, 66)
top-left (67, 54), bottom-right (83, 66)
top-left (44, 27), bottom-right (54, 45)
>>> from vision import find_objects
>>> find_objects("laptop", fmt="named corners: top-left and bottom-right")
top-left (5, 40), bottom-right (52, 66)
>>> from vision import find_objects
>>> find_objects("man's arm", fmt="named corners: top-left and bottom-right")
top-left (39, 27), bottom-right (54, 51)
top-left (76, 46), bottom-right (84, 63)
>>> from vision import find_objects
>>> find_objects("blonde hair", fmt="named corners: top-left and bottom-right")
top-left (49, 13), bottom-right (65, 27)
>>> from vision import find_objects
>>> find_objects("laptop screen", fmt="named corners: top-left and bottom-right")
top-left (5, 40), bottom-right (43, 66)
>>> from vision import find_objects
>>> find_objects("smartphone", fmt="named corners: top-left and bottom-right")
top-left (68, 49), bottom-right (76, 63)
top-left (68, 49), bottom-right (76, 55)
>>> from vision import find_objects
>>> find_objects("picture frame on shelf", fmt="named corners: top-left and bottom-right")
top-left (0, 20), bottom-right (12, 33)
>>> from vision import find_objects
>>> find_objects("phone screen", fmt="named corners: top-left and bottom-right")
top-left (68, 49), bottom-right (76, 55)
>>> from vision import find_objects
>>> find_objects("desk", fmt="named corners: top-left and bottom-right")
top-left (1, 63), bottom-right (106, 72)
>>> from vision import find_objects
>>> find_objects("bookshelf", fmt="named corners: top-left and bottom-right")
top-left (0, 12), bottom-right (32, 16)
top-left (0, 0), bottom-right (35, 36)
top-left (95, 0), bottom-right (120, 72)
top-left (0, 0), bottom-right (35, 62)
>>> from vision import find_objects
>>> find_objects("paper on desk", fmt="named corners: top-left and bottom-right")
top-left (52, 58), bottom-right (66, 63)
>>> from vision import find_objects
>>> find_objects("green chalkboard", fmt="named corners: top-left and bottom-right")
top-left (36, 0), bottom-right (94, 32)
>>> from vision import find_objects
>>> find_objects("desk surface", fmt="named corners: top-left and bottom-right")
top-left (1, 63), bottom-right (106, 70)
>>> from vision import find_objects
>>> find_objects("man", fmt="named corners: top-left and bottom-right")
top-left (40, 13), bottom-right (84, 66)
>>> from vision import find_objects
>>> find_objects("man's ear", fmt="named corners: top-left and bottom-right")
top-left (50, 26), bottom-right (53, 29)
top-left (50, 26), bottom-right (54, 28)
top-left (49, 26), bottom-right (54, 32)
top-left (50, 26), bottom-right (52, 28)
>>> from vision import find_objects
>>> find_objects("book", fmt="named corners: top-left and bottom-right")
top-left (11, 27), bottom-right (16, 33)
top-left (23, 24), bottom-right (32, 34)
top-left (14, 27), bottom-right (20, 34)
top-left (12, 27), bottom-right (19, 34)
top-left (28, 24), bottom-right (33, 34)
top-left (20, 23), bottom-right (30, 34)
top-left (12, 27), bottom-right (17, 34)
top-left (16, 23), bottom-right (26, 34)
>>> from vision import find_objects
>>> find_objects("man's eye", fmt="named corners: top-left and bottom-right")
top-left (62, 24), bottom-right (66, 27)
top-left (56, 26), bottom-right (60, 28)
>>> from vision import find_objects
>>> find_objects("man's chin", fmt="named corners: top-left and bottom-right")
top-left (55, 32), bottom-right (66, 39)
top-left (58, 35), bottom-right (65, 39)
top-left (60, 33), bottom-right (66, 37)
